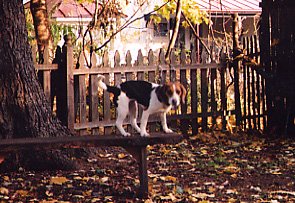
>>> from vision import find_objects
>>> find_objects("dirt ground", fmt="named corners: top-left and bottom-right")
top-left (0, 132), bottom-right (294, 202)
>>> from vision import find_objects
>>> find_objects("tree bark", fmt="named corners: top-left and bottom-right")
top-left (0, 0), bottom-right (74, 170)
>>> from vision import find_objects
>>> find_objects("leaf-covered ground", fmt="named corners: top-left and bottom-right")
top-left (0, 133), bottom-right (294, 202)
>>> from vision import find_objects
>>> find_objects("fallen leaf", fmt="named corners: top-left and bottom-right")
top-left (100, 176), bottom-right (109, 183)
top-left (14, 189), bottom-right (29, 197)
top-left (118, 153), bottom-right (127, 159)
top-left (224, 165), bottom-right (240, 174)
top-left (0, 187), bottom-right (9, 195)
top-left (160, 175), bottom-right (177, 183)
top-left (270, 190), bottom-right (295, 196)
top-left (192, 192), bottom-right (215, 199)
top-left (50, 176), bottom-right (69, 185)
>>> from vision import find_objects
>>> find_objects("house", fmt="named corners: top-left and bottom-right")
top-left (118, 0), bottom-right (261, 62)
top-left (25, 0), bottom-right (261, 64)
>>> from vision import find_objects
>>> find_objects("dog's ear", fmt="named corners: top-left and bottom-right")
top-left (179, 83), bottom-right (187, 103)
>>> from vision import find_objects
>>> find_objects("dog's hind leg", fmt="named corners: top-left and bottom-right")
top-left (129, 101), bottom-right (141, 133)
top-left (116, 94), bottom-right (130, 136)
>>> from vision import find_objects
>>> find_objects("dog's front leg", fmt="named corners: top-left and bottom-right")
top-left (160, 112), bottom-right (173, 133)
top-left (140, 110), bottom-right (150, 137)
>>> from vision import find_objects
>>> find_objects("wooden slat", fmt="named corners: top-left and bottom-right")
top-left (66, 37), bottom-right (75, 131)
top-left (159, 49), bottom-right (167, 84)
top-left (168, 50), bottom-right (177, 130)
top-left (201, 68), bottom-right (208, 131)
top-left (78, 56), bottom-right (87, 125)
top-left (125, 50), bottom-right (134, 133)
top-left (253, 35), bottom-right (261, 130)
top-left (250, 36), bottom-right (257, 130)
top-left (190, 49), bottom-right (198, 134)
top-left (0, 133), bottom-right (183, 153)
top-left (136, 50), bottom-right (145, 124)
top-left (103, 73), bottom-right (112, 136)
top-left (43, 47), bottom-right (51, 106)
top-left (220, 66), bottom-right (227, 131)
top-left (35, 64), bottom-right (58, 70)
top-left (242, 38), bottom-right (247, 129)
top-left (89, 74), bottom-right (99, 134)
top-left (246, 37), bottom-right (252, 130)
top-left (147, 50), bottom-right (157, 132)
top-left (89, 53), bottom-right (99, 134)
top-left (210, 68), bottom-right (217, 127)
top-left (169, 50), bottom-right (177, 82)
top-left (180, 49), bottom-right (189, 134)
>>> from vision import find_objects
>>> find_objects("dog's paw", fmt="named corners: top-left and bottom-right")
top-left (123, 132), bottom-right (131, 137)
top-left (140, 132), bottom-right (150, 137)
top-left (164, 128), bottom-right (174, 133)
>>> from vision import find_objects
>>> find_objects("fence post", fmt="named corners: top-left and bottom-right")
top-left (42, 46), bottom-right (51, 106)
top-left (65, 35), bottom-right (74, 131)
top-left (232, 13), bottom-right (242, 127)
top-left (55, 36), bottom-right (69, 127)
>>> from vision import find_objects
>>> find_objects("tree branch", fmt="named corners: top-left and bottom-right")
top-left (94, 0), bottom-right (171, 52)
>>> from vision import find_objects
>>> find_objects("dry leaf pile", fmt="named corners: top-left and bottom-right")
top-left (0, 133), bottom-right (294, 202)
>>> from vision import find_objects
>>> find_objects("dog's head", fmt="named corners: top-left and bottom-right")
top-left (158, 82), bottom-right (186, 108)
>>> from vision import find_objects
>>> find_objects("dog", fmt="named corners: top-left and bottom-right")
top-left (97, 75), bottom-right (186, 137)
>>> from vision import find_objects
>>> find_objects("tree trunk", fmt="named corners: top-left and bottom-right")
top-left (30, 0), bottom-right (53, 64)
top-left (165, 0), bottom-right (182, 61)
top-left (232, 13), bottom-right (242, 127)
top-left (0, 1), bottom-right (75, 170)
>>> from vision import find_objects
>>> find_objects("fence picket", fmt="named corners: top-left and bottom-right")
top-left (180, 48), bottom-right (189, 134)
top-left (190, 49), bottom-right (198, 134)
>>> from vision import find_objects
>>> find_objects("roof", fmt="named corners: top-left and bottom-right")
top-left (197, 0), bottom-right (261, 14)
top-left (24, 0), bottom-right (124, 19)
top-left (24, 0), bottom-right (261, 20)
top-left (49, 0), bottom-right (96, 18)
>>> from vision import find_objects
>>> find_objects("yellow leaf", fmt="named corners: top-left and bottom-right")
top-left (231, 173), bottom-right (238, 178)
top-left (15, 190), bottom-right (29, 197)
top-left (228, 198), bottom-right (238, 203)
top-left (192, 193), bottom-right (215, 199)
top-left (224, 165), bottom-right (240, 174)
top-left (0, 187), bottom-right (9, 195)
top-left (160, 175), bottom-right (177, 182)
top-left (50, 176), bottom-right (69, 185)
top-left (3, 176), bottom-right (9, 181)
top-left (118, 153), bottom-right (127, 159)
top-left (208, 186), bottom-right (216, 193)
top-left (91, 198), bottom-right (101, 203)
top-left (201, 149), bottom-right (208, 155)
top-left (100, 176), bottom-right (109, 183)
top-left (83, 190), bottom-right (92, 196)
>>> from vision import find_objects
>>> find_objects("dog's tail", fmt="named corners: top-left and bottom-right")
top-left (97, 75), bottom-right (120, 95)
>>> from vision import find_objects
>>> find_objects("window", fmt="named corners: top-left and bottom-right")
top-left (154, 22), bottom-right (168, 37)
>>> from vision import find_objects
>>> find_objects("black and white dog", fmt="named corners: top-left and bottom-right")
top-left (97, 75), bottom-right (186, 136)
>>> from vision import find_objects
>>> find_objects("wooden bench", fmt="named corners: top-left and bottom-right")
top-left (0, 133), bottom-right (183, 198)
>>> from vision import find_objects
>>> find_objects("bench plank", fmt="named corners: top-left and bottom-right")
top-left (0, 133), bottom-right (183, 153)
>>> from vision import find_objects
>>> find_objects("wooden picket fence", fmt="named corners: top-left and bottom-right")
top-left (241, 35), bottom-right (267, 131)
top-left (34, 34), bottom-right (267, 135)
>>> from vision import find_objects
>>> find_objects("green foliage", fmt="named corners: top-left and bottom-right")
top-left (153, 0), bottom-right (208, 26)
top-left (50, 22), bottom-right (77, 47)
top-left (25, 9), bottom-right (35, 43)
